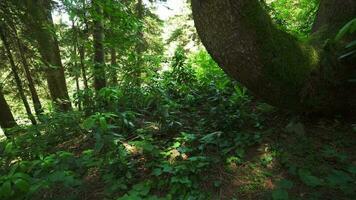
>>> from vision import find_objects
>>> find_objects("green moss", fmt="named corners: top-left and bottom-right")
top-left (241, 0), bottom-right (323, 109)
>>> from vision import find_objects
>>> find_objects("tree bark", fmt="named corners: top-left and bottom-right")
top-left (92, 0), bottom-right (106, 91)
top-left (312, 0), bottom-right (356, 37)
top-left (0, 26), bottom-right (37, 125)
top-left (134, 0), bottom-right (145, 86)
top-left (79, 45), bottom-right (89, 90)
top-left (78, 0), bottom-right (89, 91)
top-left (0, 0), bottom-right (43, 117)
top-left (71, 21), bottom-right (82, 111)
top-left (13, 28), bottom-right (43, 117)
top-left (110, 47), bottom-right (118, 86)
top-left (0, 88), bottom-right (17, 136)
top-left (191, 0), bottom-right (356, 113)
top-left (24, 0), bottom-right (71, 111)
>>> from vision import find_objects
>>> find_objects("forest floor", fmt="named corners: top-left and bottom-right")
top-left (54, 109), bottom-right (356, 200)
top-left (1, 95), bottom-right (356, 200)
top-left (212, 114), bottom-right (356, 200)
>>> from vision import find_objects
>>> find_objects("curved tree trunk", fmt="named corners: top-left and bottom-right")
top-left (0, 88), bottom-right (17, 137)
top-left (24, 0), bottom-right (71, 111)
top-left (191, 0), bottom-right (356, 113)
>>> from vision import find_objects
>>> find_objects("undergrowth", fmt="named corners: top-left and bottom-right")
top-left (0, 50), bottom-right (355, 200)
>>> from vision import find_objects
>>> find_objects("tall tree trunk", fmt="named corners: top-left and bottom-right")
top-left (72, 21), bottom-right (82, 111)
top-left (0, 26), bottom-right (37, 125)
top-left (13, 27), bottom-right (43, 117)
top-left (0, 88), bottom-right (17, 137)
top-left (92, 0), bottom-right (106, 91)
top-left (77, 0), bottom-right (89, 91)
top-left (79, 45), bottom-right (89, 90)
top-left (134, 0), bottom-right (144, 86)
top-left (1, 0), bottom-right (43, 117)
top-left (75, 75), bottom-right (81, 110)
top-left (79, 44), bottom-right (90, 113)
top-left (24, 0), bottom-right (71, 111)
top-left (110, 47), bottom-right (118, 86)
top-left (191, 0), bottom-right (356, 113)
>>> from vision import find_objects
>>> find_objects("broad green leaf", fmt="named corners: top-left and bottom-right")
top-left (117, 194), bottom-right (141, 200)
top-left (326, 170), bottom-right (352, 186)
top-left (0, 181), bottom-right (12, 198)
top-left (285, 122), bottom-right (305, 135)
top-left (12, 173), bottom-right (31, 180)
top-left (82, 117), bottom-right (96, 130)
top-left (131, 181), bottom-right (151, 196)
top-left (278, 179), bottom-right (294, 190)
top-left (14, 179), bottom-right (30, 192)
top-left (272, 189), bottom-right (289, 200)
top-left (347, 165), bottom-right (356, 175)
top-left (298, 169), bottom-right (323, 187)
top-left (99, 116), bottom-right (108, 131)
top-left (152, 168), bottom-right (162, 176)
top-left (4, 142), bottom-right (13, 154)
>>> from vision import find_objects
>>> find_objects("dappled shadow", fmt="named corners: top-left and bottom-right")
top-left (204, 114), bottom-right (356, 200)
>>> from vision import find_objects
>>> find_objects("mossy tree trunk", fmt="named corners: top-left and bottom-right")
top-left (24, 0), bottom-right (71, 111)
top-left (191, 0), bottom-right (356, 113)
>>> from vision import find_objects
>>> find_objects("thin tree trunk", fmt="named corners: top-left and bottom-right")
top-left (110, 47), bottom-right (118, 86)
top-left (79, 46), bottom-right (89, 90)
top-left (24, 0), bottom-right (71, 111)
top-left (75, 75), bottom-right (81, 110)
top-left (13, 27), bottom-right (43, 117)
top-left (92, 0), bottom-right (106, 91)
top-left (0, 26), bottom-right (37, 125)
top-left (80, 0), bottom-right (89, 91)
top-left (134, 0), bottom-right (144, 86)
top-left (1, 0), bottom-right (43, 116)
top-left (72, 21), bottom-right (82, 111)
top-left (0, 88), bottom-right (17, 137)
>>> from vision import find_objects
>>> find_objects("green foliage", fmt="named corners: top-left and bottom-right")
top-left (266, 0), bottom-right (319, 38)
top-left (336, 18), bottom-right (356, 61)
top-left (335, 18), bottom-right (356, 41)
